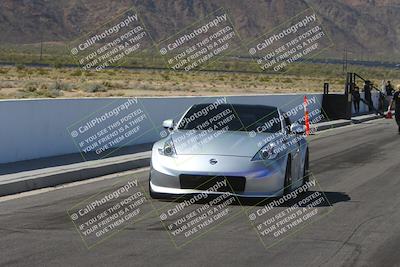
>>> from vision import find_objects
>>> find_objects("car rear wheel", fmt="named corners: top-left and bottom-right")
top-left (283, 157), bottom-right (292, 195)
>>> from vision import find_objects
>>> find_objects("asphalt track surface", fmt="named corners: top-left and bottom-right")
top-left (1, 118), bottom-right (400, 267)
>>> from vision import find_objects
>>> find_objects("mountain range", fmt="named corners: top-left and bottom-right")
top-left (1, 0), bottom-right (399, 60)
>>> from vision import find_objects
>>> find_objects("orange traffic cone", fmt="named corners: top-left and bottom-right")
top-left (304, 96), bottom-right (310, 136)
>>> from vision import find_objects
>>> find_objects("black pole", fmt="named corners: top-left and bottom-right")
top-left (40, 33), bottom-right (43, 62)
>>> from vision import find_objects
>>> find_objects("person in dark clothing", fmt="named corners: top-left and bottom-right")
top-left (385, 81), bottom-right (395, 96)
top-left (363, 80), bottom-right (373, 112)
top-left (388, 85), bottom-right (400, 133)
top-left (378, 91), bottom-right (385, 113)
top-left (384, 81), bottom-right (394, 110)
top-left (352, 86), bottom-right (361, 113)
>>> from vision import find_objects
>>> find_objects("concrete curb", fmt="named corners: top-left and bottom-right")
top-left (315, 119), bottom-right (352, 132)
top-left (0, 152), bottom-right (150, 196)
top-left (352, 114), bottom-right (383, 124)
top-left (315, 113), bottom-right (388, 132)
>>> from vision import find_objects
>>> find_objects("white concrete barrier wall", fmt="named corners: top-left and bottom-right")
top-left (351, 92), bottom-right (381, 114)
top-left (0, 93), bottom-right (379, 164)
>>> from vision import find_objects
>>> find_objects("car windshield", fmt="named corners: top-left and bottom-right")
top-left (178, 104), bottom-right (281, 133)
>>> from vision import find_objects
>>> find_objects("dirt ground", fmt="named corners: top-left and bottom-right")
top-left (0, 66), bottom-right (391, 99)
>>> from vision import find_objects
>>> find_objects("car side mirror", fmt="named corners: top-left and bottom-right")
top-left (162, 119), bottom-right (174, 130)
top-left (290, 123), bottom-right (306, 135)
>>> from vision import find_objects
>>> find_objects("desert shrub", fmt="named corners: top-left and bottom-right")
top-left (106, 70), bottom-right (116, 76)
top-left (24, 81), bottom-right (38, 92)
top-left (49, 80), bottom-right (73, 91)
top-left (37, 69), bottom-right (49, 75)
top-left (83, 83), bottom-right (107, 93)
top-left (102, 81), bottom-right (113, 88)
top-left (259, 76), bottom-right (271, 82)
top-left (18, 86), bottom-right (63, 98)
top-left (47, 89), bottom-right (63, 98)
top-left (16, 64), bottom-right (25, 71)
top-left (70, 69), bottom-right (82, 77)
top-left (281, 78), bottom-right (293, 83)
top-left (161, 73), bottom-right (170, 81)
top-left (53, 62), bottom-right (63, 69)
top-left (84, 71), bottom-right (95, 77)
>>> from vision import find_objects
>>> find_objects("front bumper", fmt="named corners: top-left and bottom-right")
top-left (150, 151), bottom-right (287, 198)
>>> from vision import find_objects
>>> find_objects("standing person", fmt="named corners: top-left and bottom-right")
top-left (352, 86), bottom-right (361, 113)
top-left (363, 80), bottom-right (373, 112)
top-left (385, 80), bottom-right (395, 110)
top-left (385, 81), bottom-right (395, 96)
top-left (388, 84), bottom-right (400, 134)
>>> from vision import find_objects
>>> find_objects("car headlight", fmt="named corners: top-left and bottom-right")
top-left (252, 142), bottom-right (279, 161)
top-left (158, 138), bottom-right (176, 157)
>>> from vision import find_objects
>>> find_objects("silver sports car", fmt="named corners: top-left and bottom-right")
top-left (149, 103), bottom-right (309, 198)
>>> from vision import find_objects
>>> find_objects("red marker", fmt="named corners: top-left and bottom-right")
top-left (304, 96), bottom-right (310, 136)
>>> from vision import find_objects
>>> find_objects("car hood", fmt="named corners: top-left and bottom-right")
top-left (170, 130), bottom-right (279, 157)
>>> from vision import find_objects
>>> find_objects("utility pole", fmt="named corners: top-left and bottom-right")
top-left (342, 48), bottom-right (344, 74)
top-left (39, 16), bottom-right (46, 62)
top-left (40, 31), bottom-right (43, 62)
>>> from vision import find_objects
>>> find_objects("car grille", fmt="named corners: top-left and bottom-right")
top-left (179, 175), bottom-right (246, 193)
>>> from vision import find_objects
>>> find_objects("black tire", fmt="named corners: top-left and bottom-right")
top-left (283, 157), bottom-right (292, 195)
top-left (302, 150), bottom-right (310, 186)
